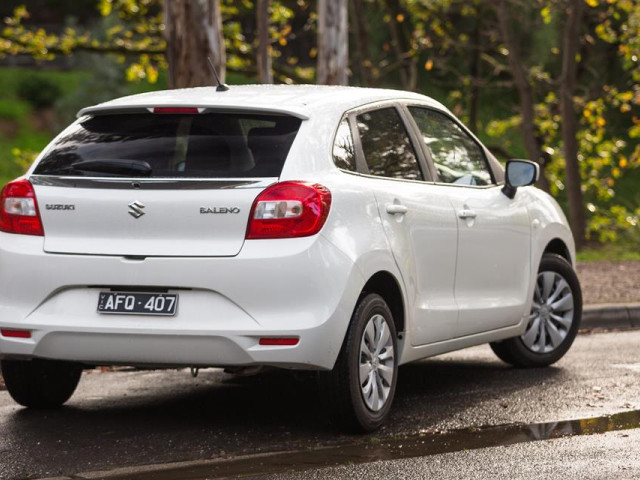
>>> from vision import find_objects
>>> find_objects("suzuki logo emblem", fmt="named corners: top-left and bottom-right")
top-left (128, 200), bottom-right (146, 218)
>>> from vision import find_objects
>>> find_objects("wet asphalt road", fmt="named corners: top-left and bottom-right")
top-left (259, 429), bottom-right (640, 480)
top-left (1, 329), bottom-right (639, 480)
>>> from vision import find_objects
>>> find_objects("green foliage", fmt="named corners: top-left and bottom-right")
top-left (0, 127), bottom-right (49, 185)
top-left (479, 0), bottom-right (640, 246)
top-left (53, 52), bottom-right (159, 127)
top-left (0, 0), bottom-right (638, 250)
top-left (1, 3), bottom-right (166, 82)
top-left (586, 205), bottom-right (640, 244)
top-left (0, 65), bottom-right (162, 186)
top-left (0, 68), bottom-right (86, 98)
top-left (0, 1), bottom-right (316, 84)
top-left (516, 83), bottom-right (640, 244)
top-left (0, 97), bottom-right (29, 120)
top-left (16, 76), bottom-right (62, 109)
top-left (592, 0), bottom-right (640, 82)
top-left (9, 147), bottom-right (37, 174)
top-left (0, 69), bottom-right (76, 185)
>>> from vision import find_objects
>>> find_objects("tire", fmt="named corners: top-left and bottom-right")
top-left (1, 359), bottom-right (82, 408)
top-left (320, 293), bottom-right (399, 432)
top-left (490, 253), bottom-right (582, 368)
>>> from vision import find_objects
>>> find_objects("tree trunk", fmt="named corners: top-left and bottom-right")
top-left (559, 0), bottom-right (587, 248)
top-left (256, 0), bottom-right (273, 83)
top-left (495, 0), bottom-right (550, 192)
top-left (468, 11), bottom-right (482, 134)
top-left (350, 0), bottom-right (374, 86)
top-left (163, 0), bottom-right (226, 88)
top-left (382, 0), bottom-right (417, 91)
top-left (317, 0), bottom-right (349, 85)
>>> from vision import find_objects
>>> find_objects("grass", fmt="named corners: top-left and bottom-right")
top-left (0, 98), bottom-right (30, 120)
top-left (577, 242), bottom-right (640, 262)
top-left (0, 68), bottom-right (89, 99)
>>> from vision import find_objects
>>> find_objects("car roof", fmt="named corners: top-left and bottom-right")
top-left (77, 84), bottom-right (448, 120)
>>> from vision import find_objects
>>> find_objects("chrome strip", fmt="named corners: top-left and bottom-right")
top-left (336, 169), bottom-right (498, 189)
top-left (29, 175), bottom-right (277, 190)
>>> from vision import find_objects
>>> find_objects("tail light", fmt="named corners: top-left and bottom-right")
top-left (0, 179), bottom-right (44, 236)
top-left (246, 181), bottom-right (332, 239)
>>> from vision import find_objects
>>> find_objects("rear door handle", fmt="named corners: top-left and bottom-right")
top-left (386, 204), bottom-right (408, 215)
top-left (457, 209), bottom-right (477, 220)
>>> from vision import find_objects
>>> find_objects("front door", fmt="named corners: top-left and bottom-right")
top-left (448, 186), bottom-right (532, 336)
top-left (408, 106), bottom-right (532, 337)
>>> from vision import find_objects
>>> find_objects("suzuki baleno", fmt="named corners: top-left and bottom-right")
top-left (0, 86), bottom-right (582, 431)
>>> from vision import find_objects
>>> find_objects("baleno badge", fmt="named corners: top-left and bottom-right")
top-left (200, 207), bottom-right (240, 214)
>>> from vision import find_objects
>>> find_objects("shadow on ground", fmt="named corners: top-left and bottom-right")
top-left (0, 354), bottom-right (563, 479)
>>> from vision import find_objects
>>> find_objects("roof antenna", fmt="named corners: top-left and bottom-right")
top-left (207, 57), bottom-right (230, 92)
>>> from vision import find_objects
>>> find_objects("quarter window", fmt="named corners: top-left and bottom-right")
top-left (332, 119), bottom-right (357, 172)
top-left (409, 107), bottom-right (492, 186)
top-left (356, 108), bottom-right (422, 181)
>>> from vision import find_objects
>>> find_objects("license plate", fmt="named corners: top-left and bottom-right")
top-left (97, 292), bottom-right (178, 316)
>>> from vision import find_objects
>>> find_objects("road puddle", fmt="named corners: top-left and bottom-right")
top-left (90, 410), bottom-right (640, 480)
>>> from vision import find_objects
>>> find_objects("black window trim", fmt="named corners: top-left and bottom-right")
top-left (402, 102), bottom-right (500, 188)
top-left (397, 103), bottom-right (439, 182)
top-left (348, 113), bottom-right (369, 175)
top-left (341, 101), bottom-right (434, 183)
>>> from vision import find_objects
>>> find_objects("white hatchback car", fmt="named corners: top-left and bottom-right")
top-left (0, 85), bottom-right (581, 431)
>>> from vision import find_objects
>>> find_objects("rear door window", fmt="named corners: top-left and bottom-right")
top-left (34, 112), bottom-right (302, 178)
top-left (356, 108), bottom-right (423, 181)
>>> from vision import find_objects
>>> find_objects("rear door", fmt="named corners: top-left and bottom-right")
top-left (407, 106), bottom-right (531, 336)
top-left (351, 105), bottom-right (459, 345)
top-left (31, 110), bottom-right (301, 257)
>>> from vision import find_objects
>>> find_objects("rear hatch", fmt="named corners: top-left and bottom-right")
top-left (31, 109), bottom-right (301, 257)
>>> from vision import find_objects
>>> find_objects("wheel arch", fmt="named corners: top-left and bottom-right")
top-left (543, 238), bottom-right (572, 265)
top-left (359, 271), bottom-right (406, 337)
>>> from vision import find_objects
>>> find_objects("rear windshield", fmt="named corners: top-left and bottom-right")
top-left (34, 112), bottom-right (302, 178)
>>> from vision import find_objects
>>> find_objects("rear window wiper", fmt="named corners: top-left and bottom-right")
top-left (71, 159), bottom-right (153, 177)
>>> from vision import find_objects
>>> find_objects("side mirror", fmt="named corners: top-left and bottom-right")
top-left (502, 160), bottom-right (539, 199)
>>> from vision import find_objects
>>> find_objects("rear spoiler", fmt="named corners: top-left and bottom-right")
top-left (76, 104), bottom-right (310, 120)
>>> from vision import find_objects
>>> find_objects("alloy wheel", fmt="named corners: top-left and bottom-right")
top-left (521, 271), bottom-right (574, 353)
top-left (359, 314), bottom-right (395, 411)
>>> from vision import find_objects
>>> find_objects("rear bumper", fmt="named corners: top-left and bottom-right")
top-left (0, 233), bottom-right (363, 370)
top-left (0, 328), bottom-right (342, 370)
